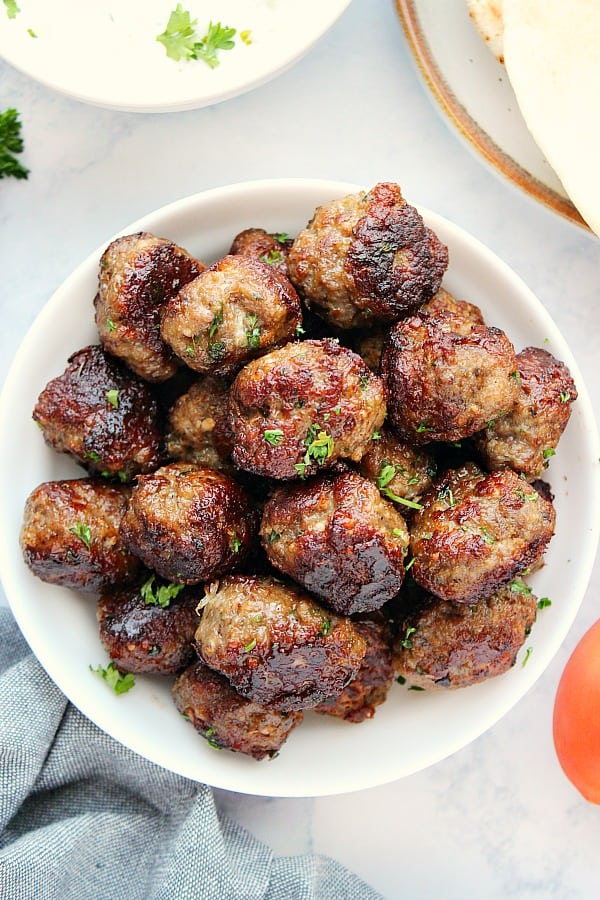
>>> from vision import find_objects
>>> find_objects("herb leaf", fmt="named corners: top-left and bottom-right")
top-left (140, 574), bottom-right (185, 609)
top-left (2, 0), bottom-right (19, 18)
top-left (90, 662), bottom-right (135, 695)
top-left (0, 107), bottom-right (28, 180)
top-left (106, 389), bottom-right (120, 409)
top-left (156, 4), bottom-right (199, 61)
top-left (246, 314), bottom-right (261, 348)
top-left (264, 428), bottom-right (284, 446)
top-left (69, 522), bottom-right (92, 549)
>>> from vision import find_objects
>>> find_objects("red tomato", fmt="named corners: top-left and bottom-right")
top-left (553, 618), bottom-right (600, 804)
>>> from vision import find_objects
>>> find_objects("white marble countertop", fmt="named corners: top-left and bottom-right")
top-left (1, 1), bottom-right (599, 897)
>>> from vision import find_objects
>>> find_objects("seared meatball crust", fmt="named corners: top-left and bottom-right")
top-left (173, 660), bottom-right (303, 760)
top-left (359, 427), bottom-right (436, 508)
top-left (20, 479), bottom-right (139, 593)
top-left (33, 345), bottom-right (163, 481)
top-left (351, 323), bottom-right (390, 372)
top-left (381, 311), bottom-right (519, 445)
top-left (166, 376), bottom-right (233, 470)
top-left (420, 287), bottom-right (485, 325)
top-left (393, 583), bottom-right (538, 689)
top-left (229, 227), bottom-right (294, 279)
top-left (410, 463), bottom-right (556, 604)
top-left (315, 612), bottom-right (395, 722)
top-left (97, 579), bottom-right (200, 674)
top-left (161, 254), bottom-right (301, 377)
top-left (229, 338), bottom-right (387, 480)
top-left (94, 232), bottom-right (204, 382)
top-left (260, 472), bottom-right (409, 616)
top-left (120, 462), bottom-right (257, 584)
top-left (287, 182), bottom-right (448, 328)
top-left (475, 346), bottom-right (577, 479)
top-left (195, 575), bottom-right (367, 711)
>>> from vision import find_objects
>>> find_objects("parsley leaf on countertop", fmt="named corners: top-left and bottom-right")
top-left (0, 108), bottom-right (29, 180)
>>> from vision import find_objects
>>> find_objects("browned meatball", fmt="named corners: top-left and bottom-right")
top-left (287, 182), bottom-right (448, 328)
top-left (195, 575), bottom-right (367, 711)
top-left (173, 660), bottom-right (303, 760)
top-left (33, 345), bottom-right (163, 481)
top-left (120, 463), bottom-right (257, 584)
top-left (475, 346), bottom-right (577, 479)
top-left (314, 612), bottom-right (395, 721)
top-left (20, 479), bottom-right (140, 592)
top-left (260, 472), bottom-right (409, 615)
top-left (420, 287), bottom-right (485, 324)
top-left (97, 578), bottom-right (200, 674)
top-left (359, 427), bottom-right (436, 510)
top-left (410, 463), bottom-right (556, 603)
top-left (94, 232), bottom-right (204, 382)
top-left (229, 227), bottom-right (293, 279)
top-left (381, 311), bottom-right (519, 445)
top-left (229, 338), bottom-right (387, 480)
top-left (392, 582), bottom-right (538, 689)
top-left (165, 376), bottom-right (233, 469)
top-left (351, 323), bottom-right (390, 372)
top-left (161, 254), bottom-right (301, 377)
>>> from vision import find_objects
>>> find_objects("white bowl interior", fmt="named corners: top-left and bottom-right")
top-left (1, 178), bottom-right (598, 797)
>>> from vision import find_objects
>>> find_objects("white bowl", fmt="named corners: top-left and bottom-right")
top-left (0, 1), bottom-right (351, 112)
top-left (0, 179), bottom-right (598, 797)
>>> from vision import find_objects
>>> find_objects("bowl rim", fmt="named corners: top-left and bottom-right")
top-left (1, 177), bottom-right (598, 796)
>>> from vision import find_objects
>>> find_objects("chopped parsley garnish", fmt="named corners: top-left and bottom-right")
top-left (106, 389), bottom-right (120, 409)
top-left (404, 557), bottom-right (416, 572)
top-left (303, 424), bottom-right (334, 467)
top-left (559, 391), bottom-right (571, 403)
top-left (209, 305), bottom-right (224, 338)
top-left (509, 370), bottom-right (522, 385)
top-left (509, 577), bottom-right (532, 596)
top-left (372, 430), bottom-right (381, 441)
top-left (522, 647), bottom-right (533, 668)
top-left (391, 528), bottom-right (405, 538)
top-left (537, 597), bottom-right (552, 609)
top-left (106, 317), bottom-right (116, 332)
top-left (0, 107), bottom-right (28, 180)
top-left (140, 574), bottom-right (185, 609)
top-left (514, 489), bottom-right (538, 502)
top-left (437, 484), bottom-right (456, 508)
top-left (396, 674), bottom-right (407, 685)
top-left (157, 6), bottom-right (238, 69)
top-left (543, 448), bottom-right (556, 460)
top-left (294, 323), bottom-right (305, 337)
top-left (378, 462), bottom-right (423, 509)
top-left (204, 726), bottom-right (221, 749)
top-left (359, 374), bottom-right (370, 390)
top-left (245, 313), bottom-right (261, 348)
top-left (90, 662), bottom-right (135, 695)
top-left (230, 533), bottom-right (242, 553)
top-left (84, 450), bottom-right (101, 463)
top-left (2, 1), bottom-right (19, 20)
top-left (408, 685), bottom-right (425, 691)
top-left (69, 522), bottom-right (92, 549)
top-left (264, 428), bottom-right (284, 446)
top-left (207, 340), bottom-right (226, 361)
top-left (267, 530), bottom-right (280, 544)
top-left (260, 249), bottom-right (283, 266)
top-left (243, 638), bottom-right (257, 653)
top-left (274, 232), bottom-right (289, 243)
top-left (416, 423), bottom-right (434, 433)
top-left (399, 626), bottom-right (416, 649)
top-left (320, 619), bottom-right (332, 636)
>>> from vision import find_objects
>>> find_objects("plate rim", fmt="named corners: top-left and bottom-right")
top-left (394, 0), bottom-right (588, 230)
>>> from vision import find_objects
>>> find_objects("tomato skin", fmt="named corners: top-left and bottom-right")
top-left (553, 618), bottom-right (600, 804)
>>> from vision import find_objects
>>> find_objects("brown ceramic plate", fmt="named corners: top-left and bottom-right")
top-left (395, 0), bottom-right (586, 229)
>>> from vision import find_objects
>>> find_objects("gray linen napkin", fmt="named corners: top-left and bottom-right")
top-left (0, 608), bottom-right (381, 900)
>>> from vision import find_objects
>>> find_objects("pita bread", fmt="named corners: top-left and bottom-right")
top-left (503, 0), bottom-right (600, 235)
top-left (466, 0), bottom-right (504, 63)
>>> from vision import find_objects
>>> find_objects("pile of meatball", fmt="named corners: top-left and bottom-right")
top-left (20, 183), bottom-right (577, 761)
